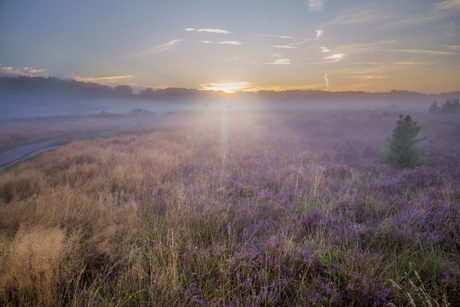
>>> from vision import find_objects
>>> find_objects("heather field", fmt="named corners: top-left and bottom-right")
top-left (0, 107), bottom-right (459, 306)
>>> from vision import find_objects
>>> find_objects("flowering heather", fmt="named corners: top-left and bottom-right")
top-left (0, 109), bottom-right (459, 305)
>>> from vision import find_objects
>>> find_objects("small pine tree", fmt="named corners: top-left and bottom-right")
top-left (381, 115), bottom-right (426, 168)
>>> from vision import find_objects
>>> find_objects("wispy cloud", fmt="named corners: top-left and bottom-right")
top-left (72, 74), bottom-right (134, 85)
top-left (0, 64), bottom-right (46, 76)
top-left (321, 41), bottom-right (395, 57)
top-left (392, 61), bottom-right (434, 65)
top-left (266, 59), bottom-right (291, 65)
top-left (219, 41), bottom-right (243, 45)
top-left (198, 40), bottom-right (243, 45)
top-left (272, 41), bottom-right (304, 49)
top-left (308, 0), bottom-right (324, 11)
top-left (333, 61), bottom-right (433, 81)
top-left (315, 30), bottom-right (324, 39)
top-left (320, 46), bottom-right (330, 53)
top-left (324, 53), bottom-right (344, 62)
top-left (260, 34), bottom-right (296, 39)
top-left (187, 28), bottom-right (231, 34)
top-left (435, 0), bottom-right (460, 11)
top-left (330, 8), bottom-right (389, 25)
top-left (322, 1), bottom-right (459, 30)
top-left (392, 49), bottom-right (456, 55)
top-left (272, 45), bottom-right (296, 49)
top-left (347, 75), bottom-right (388, 80)
top-left (126, 39), bottom-right (181, 57)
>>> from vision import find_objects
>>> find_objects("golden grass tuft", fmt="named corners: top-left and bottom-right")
top-left (0, 227), bottom-right (71, 306)
top-left (0, 169), bottom-right (44, 204)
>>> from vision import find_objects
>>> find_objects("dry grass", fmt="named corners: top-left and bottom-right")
top-left (0, 109), bottom-right (458, 305)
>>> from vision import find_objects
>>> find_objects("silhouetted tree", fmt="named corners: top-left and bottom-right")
top-left (139, 87), bottom-right (155, 98)
top-left (442, 98), bottom-right (460, 113)
top-left (429, 98), bottom-right (460, 113)
top-left (113, 85), bottom-right (133, 96)
top-left (429, 101), bottom-right (441, 113)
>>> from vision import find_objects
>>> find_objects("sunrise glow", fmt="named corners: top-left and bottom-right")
top-left (200, 82), bottom-right (250, 93)
top-left (0, 0), bottom-right (458, 93)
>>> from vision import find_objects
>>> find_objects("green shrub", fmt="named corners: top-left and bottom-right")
top-left (381, 115), bottom-right (426, 168)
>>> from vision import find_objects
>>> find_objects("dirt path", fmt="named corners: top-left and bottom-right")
top-left (0, 140), bottom-right (62, 170)
top-left (0, 113), bottom-right (169, 171)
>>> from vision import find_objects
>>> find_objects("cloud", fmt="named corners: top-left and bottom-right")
top-left (196, 28), bottom-right (231, 34)
top-left (266, 59), bottom-right (291, 65)
top-left (315, 30), bottom-right (324, 39)
top-left (272, 45), bottom-right (296, 49)
top-left (324, 73), bottom-right (329, 91)
top-left (23, 67), bottom-right (46, 74)
top-left (126, 39), bottom-right (181, 57)
top-left (260, 34), bottom-right (296, 39)
top-left (435, 0), bottom-right (460, 11)
top-left (309, 0), bottom-right (324, 11)
top-left (324, 53), bottom-right (344, 62)
top-left (347, 75), bottom-right (388, 80)
top-left (321, 2), bottom-right (458, 29)
top-left (185, 28), bottom-right (195, 31)
top-left (0, 64), bottom-right (46, 76)
top-left (198, 40), bottom-right (243, 45)
top-left (319, 41), bottom-right (395, 58)
top-left (392, 61), bottom-right (433, 65)
top-left (219, 41), bottom-right (243, 45)
top-left (272, 41), bottom-right (304, 49)
top-left (333, 61), bottom-right (433, 81)
top-left (331, 8), bottom-right (386, 25)
top-left (72, 74), bottom-right (134, 85)
top-left (392, 49), bottom-right (456, 55)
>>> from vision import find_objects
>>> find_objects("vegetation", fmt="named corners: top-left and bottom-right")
top-left (429, 98), bottom-right (460, 113)
top-left (2, 76), bottom-right (459, 102)
top-left (381, 115), bottom-right (426, 168)
top-left (0, 110), bottom-right (459, 306)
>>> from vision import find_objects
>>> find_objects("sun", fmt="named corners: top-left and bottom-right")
top-left (200, 82), bottom-right (250, 93)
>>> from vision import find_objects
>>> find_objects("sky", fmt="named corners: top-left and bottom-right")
top-left (0, 0), bottom-right (459, 93)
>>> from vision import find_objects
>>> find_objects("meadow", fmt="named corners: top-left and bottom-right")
top-left (0, 106), bottom-right (459, 306)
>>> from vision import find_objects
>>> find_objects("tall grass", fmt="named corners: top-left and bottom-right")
top-left (0, 110), bottom-right (459, 306)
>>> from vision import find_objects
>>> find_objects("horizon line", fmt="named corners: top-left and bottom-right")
top-left (1, 75), bottom-right (459, 96)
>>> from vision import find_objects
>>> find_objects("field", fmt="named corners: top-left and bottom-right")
top-left (0, 105), bottom-right (459, 306)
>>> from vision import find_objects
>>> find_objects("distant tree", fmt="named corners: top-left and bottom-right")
top-left (441, 98), bottom-right (460, 113)
top-left (429, 101), bottom-right (441, 113)
top-left (381, 115), bottom-right (426, 168)
top-left (139, 87), bottom-right (155, 98)
top-left (114, 85), bottom-right (133, 96)
top-left (429, 98), bottom-right (460, 113)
